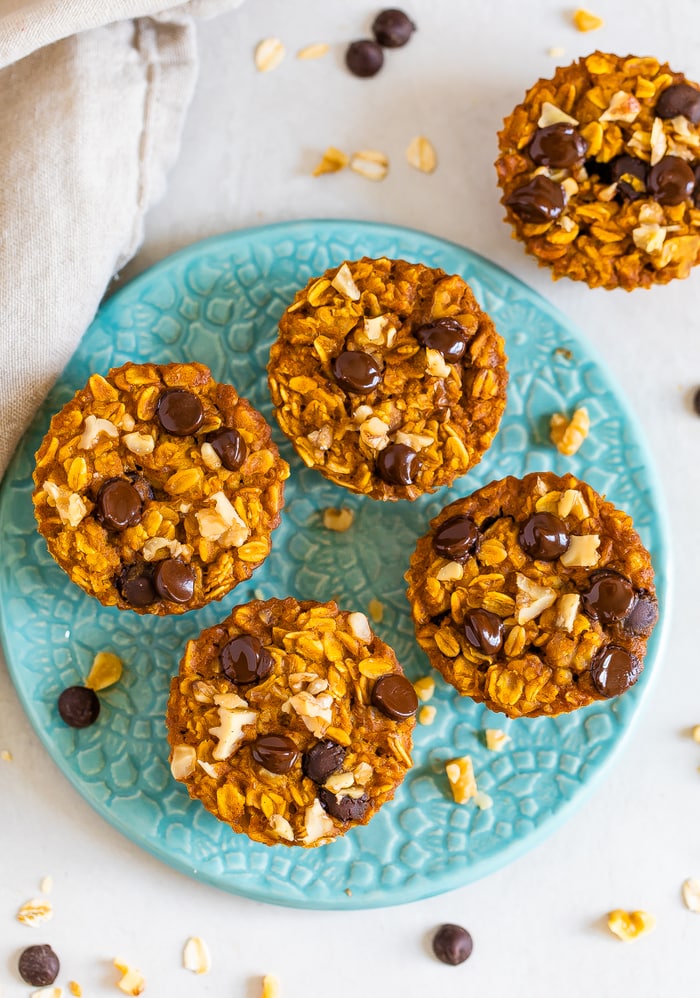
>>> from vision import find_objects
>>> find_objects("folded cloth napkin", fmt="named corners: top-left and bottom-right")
top-left (0, 0), bottom-right (242, 481)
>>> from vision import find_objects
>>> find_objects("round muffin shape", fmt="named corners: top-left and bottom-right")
top-left (406, 472), bottom-right (658, 718)
top-left (32, 362), bottom-right (288, 614)
top-left (495, 52), bottom-right (700, 290)
top-left (268, 258), bottom-right (508, 500)
top-left (166, 598), bottom-right (417, 847)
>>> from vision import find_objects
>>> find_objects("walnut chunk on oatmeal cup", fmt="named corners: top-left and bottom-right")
top-left (166, 597), bottom-right (417, 846)
top-left (495, 53), bottom-right (700, 289)
top-left (267, 258), bottom-right (508, 500)
top-left (32, 361), bottom-right (288, 614)
top-left (406, 472), bottom-right (658, 718)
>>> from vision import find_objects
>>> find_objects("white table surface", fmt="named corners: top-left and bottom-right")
top-left (2, 0), bottom-right (700, 994)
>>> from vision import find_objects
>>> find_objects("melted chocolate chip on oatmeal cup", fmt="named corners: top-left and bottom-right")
top-left (406, 471), bottom-right (658, 718)
top-left (267, 258), bottom-right (508, 500)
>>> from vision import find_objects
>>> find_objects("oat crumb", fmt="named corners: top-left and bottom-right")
top-left (681, 877), bottom-right (700, 913)
top-left (368, 598), bottom-right (384, 623)
top-left (691, 724), bottom-right (700, 743)
top-left (312, 146), bottom-right (348, 176)
top-left (322, 507), bottom-right (354, 532)
top-left (1, 748), bottom-right (12, 761)
top-left (261, 974), bottom-right (280, 998)
top-left (40, 875), bottom-right (53, 894)
top-left (485, 729), bottom-right (511, 752)
top-left (606, 909), bottom-right (656, 941)
top-left (419, 705), bottom-right (437, 725)
top-left (69, 983), bottom-right (83, 997)
top-left (573, 8), bottom-right (604, 31)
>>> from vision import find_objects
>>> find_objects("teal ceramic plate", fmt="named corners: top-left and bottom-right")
top-left (0, 220), bottom-right (669, 909)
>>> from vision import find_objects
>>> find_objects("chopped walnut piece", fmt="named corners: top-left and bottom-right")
top-left (445, 755), bottom-right (477, 804)
top-left (269, 813), bottom-right (295, 842)
top-left (606, 909), bottom-right (656, 941)
top-left (171, 744), bottom-right (197, 779)
top-left (302, 798), bottom-right (335, 844)
top-left (349, 149), bottom-right (389, 181)
top-left (114, 959), bottom-right (146, 995)
top-left (17, 898), bottom-right (53, 926)
top-left (681, 877), bottom-right (700, 913)
top-left (183, 936), bottom-right (211, 975)
top-left (538, 101), bottom-right (578, 128)
top-left (515, 573), bottom-right (558, 624)
top-left (209, 700), bottom-right (258, 760)
top-left (555, 593), bottom-right (581, 632)
top-left (406, 135), bottom-right (438, 173)
top-left (86, 650), bottom-right (123, 691)
top-left (78, 413), bottom-right (119, 450)
top-left (322, 507), bottom-right (354, 532)
top-left (560, 534), bottom-right (600, 568)
top-left (254, 37), bottom-right (285, 73)
top-left (573, 8), bottom-right (604, 31)
top-left (122, 432), bottom-right (154, 456)
top-left (485, 729), bottom-right (511, 752)
top-left (312, 146), bottom-right (349, 176)
top-left (550, 406), bottom-right (590, 455)
top-left (331, 262), bottom-right (361, 300)
top-left (633, 223), bottom-right (668, 254)
top-left (43, 481), bottom-right (88, 528)
top-left (600, 91), bottom-right (641, 123)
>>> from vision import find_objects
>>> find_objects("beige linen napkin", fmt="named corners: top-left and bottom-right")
top-left (0, 0), bottom-right (242, 480)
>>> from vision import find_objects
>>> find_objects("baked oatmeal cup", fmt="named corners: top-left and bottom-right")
top-left (32, 361), bottom-right (288, 614)
top-left (166, 597), bottom-right (417, 846)
top-left (496, 52), bottom-right (700, 289)
top-left (406, 471), bottom-right (658, 718)
top-left (268, 257), bottom-right (508, 500)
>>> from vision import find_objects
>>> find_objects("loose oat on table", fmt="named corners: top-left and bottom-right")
top-left (166, 597), bottom-right (417, 847)
top-left (406, 135), bottom-right (438, 173)
top-left (268, 258), bottom-right (508, 500)
top-left (33, 362), bottom-right (288, 615)
top-left (183, 936), bottom-right (211, 974)
top-left (681, 877), bottom-right (700, 913)
top-left (606, 908), bottom-right (656, 940)
top-left (495, 53), bottom-right (700, 289)
top-left (573, 9), bottom-right (604, 32)
top-left (406, 471), bottom-right (658, 718)
top-left (86, 651), bottom-right (123, 691)
top-left (312, 146), bottom-right (349, 176)
top-left (254, 37), bottom-right (285, 73)
top-left (17, 898), bottom-right (53, 927)
top-left (114, 959), bottom-right (146, 996)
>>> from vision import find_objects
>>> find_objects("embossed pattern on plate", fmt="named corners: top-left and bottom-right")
top-left (0, 220), bottom-right (669, 909)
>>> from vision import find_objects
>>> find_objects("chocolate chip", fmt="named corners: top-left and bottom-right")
top-left (206, 428), bottom-right (247, 471)
top-left (251, 733), bottom-right (299, 774)
top-left (433, 514), bottom-right (480, 562)
top-left (529, 123), bottom-right (588, 168)
top-left (372, 8), bottom-right (416, 47)
top-left (18, 945), bottom-right (60, 986)
top-left (610, 154), bottom-right (647, 201)
top-left (414, 317), bottom-right (469, 361)
top-left (220, 634), bottom-right (273, 684)
top-left (332, 350), bottom-right (383, 394)
top-left (518, 512), bottom-right (570, 561)
top-left (118, 563), bottom-right (156, 607)
top-left (318, 786), bottom-right (370, 822)
top-left (153, 558), bottom-right (195, 604)
top-left (95, 478), bottom-right (143, 531)
top-left (345, 39), bottom-right (384, 77)
top-left (156, 388), bottom-right (204, 436)
top-left (371, 673), bottom-right (418, 719)
top-left (621, 591), bottom-right (658, 637)
top-left (463, 608), bottom-right (505, 655)
top-left (590, 644), bottom-right (642, 698)
top-left (302, 740), bottom-right (347, 783)
top-left (376, 443), bottom-right (419, 486)
top-left (581, 570), bottom-right (636, 625)
top-left (504, 175), bottom-right (564, 223)
top-left (655, 82), bottom-right (700, 124)
top-left (647, 155), bottom-right (695, 205)
top-left (57, 685), bottom-right (100, 728)
top-left (432, 924), bottom-right (473, 965)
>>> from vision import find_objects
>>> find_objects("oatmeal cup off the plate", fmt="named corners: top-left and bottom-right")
top-left (406, 471), bottom-right (658, 719)
top-left (166, 597), bottom-right (417, 848)
top-left (495, 52), bottom-right (700, 290)
top-left (267, 257), bottom-right (508, 500)
top-left (32, 361), bottom-right (288, 615)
